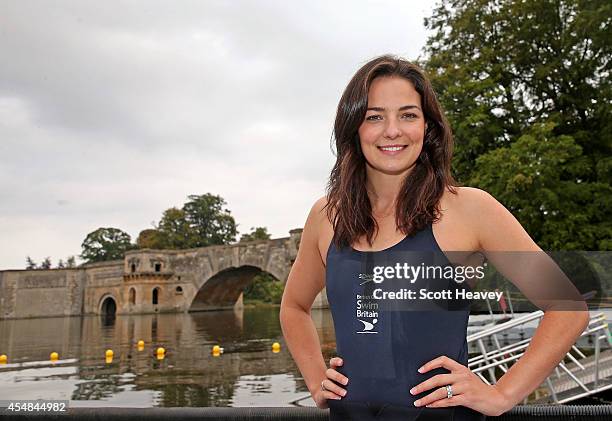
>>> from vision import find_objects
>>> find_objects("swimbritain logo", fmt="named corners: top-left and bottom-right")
top-left (356, 291), bottom-right (379, 334)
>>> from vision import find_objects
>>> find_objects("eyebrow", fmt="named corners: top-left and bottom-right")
top-left (366, 105), bottom-right (421, 112)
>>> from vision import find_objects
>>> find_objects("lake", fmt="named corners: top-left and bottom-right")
top-left (1, 307), bottom-right (610, 407)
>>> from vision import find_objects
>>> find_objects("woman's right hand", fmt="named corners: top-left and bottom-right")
top-left (312, 356), bottom-right (349, 409)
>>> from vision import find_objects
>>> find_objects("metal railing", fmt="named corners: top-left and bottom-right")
top-left (466, 307), bottom-right (612, 404)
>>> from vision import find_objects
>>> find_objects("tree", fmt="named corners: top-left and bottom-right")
top-left (472, 120), bottom-right (611, 249)
top-left (136, 228), bottom-right (165, 249)
top-left (26, 256), bottom-right (37, 270)
top-left (156, 207), bottom-right (193, 249)
top-left (66, 256), bottom-right (77, 268)
top-left (40, 257), bottom-right (52, 269)
top-left (57, 259), bottom-right (65, 269)
top-left (81, 228), bottom-right (135, 263)
top-left (421, 0), bottom-right (612, 249)
top-left (239, 227), bottom-right (271, 242)
top-left (152, 193), bottom-right (239, 249)
top-left (182, 194), bottom-right (238, 247)
top-left (243, 272), bottom-right (285, 304)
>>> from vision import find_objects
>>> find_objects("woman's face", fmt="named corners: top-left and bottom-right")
top-left (358, 76), bottom-right (427, 176)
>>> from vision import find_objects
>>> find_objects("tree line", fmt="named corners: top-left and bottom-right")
top-left (420, 0), bottom-right (610, 250)
top-left (26, 193), bottom-right (271, 267)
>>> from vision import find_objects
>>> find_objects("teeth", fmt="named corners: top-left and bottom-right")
top-left (379, 146), bottom-right (405, 151)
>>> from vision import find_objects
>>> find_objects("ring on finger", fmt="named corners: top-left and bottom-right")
top-left (321, 380), bottom-right (328, 392)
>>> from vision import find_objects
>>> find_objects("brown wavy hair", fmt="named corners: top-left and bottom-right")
top-left (324, 54), bottom-right (458, 251)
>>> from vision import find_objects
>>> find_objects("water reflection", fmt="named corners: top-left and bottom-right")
top-left (0, 307), bottom-right (336, 407)
top-left (2, 308), bottom-right (608, 406)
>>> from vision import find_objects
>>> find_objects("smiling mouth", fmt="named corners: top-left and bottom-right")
top-left (377, 145), bottom-right (407, 152)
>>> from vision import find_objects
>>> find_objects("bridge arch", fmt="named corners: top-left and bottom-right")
top-left (190, 265), bottom-right (279, 312)
top-left (99, 294), bottom-right (117, 316)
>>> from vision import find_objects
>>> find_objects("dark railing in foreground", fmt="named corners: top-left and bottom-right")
top-left (2, 405), bottom-right (612, 420)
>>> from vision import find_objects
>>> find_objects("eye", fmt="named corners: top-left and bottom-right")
top-left (365, 115), bottom-right (382, 121)
top-left (402, 113), bottom-right (418, 119)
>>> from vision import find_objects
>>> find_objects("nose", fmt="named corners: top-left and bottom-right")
top-left (383, 119), bottom-right (401, 139)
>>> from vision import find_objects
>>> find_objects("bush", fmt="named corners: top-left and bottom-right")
top-left (243, 272), bottom-right (284, 304)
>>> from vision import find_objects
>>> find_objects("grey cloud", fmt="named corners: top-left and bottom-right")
top-left (0, 0), bottom-right (436, 269)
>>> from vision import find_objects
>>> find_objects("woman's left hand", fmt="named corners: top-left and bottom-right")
top-left (409, 355), bottom-right (512, 417)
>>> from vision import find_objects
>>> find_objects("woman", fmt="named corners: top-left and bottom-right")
top-left (279, 54), bottom-right (589, 420)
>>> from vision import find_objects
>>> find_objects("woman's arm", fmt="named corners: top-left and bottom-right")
top-left (279, 197), bottom-right (346, 408)
top-left (470, 188), bottom-right (590, 408)
top-left (413, 187), bottom-right (590, 415)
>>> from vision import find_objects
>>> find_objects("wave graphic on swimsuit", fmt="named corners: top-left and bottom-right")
top-left (357, 318), bottom-right (378, 334)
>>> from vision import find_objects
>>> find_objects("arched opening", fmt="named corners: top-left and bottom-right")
top-left (129, 288), bottom-right (136, 305)
top-left (131, 263), bottom-right (136, 273)
top-left (152, 287), bottom-right (159, 305)
top-left (154, 263), bottom-right (162, 272)
top-left (190, 265), bottom-right (267, 312)
top-left (175, 286), bottom-right (183, 295)
top-left (101, 296), bottom-right (117, 316)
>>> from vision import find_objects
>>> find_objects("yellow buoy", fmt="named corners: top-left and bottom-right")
top-left (156, 347), bottom-right (165, 355)
top-left (212, 344), bottom-right (223, 357)
top-left (156, 353), bottom-right (165, 360)
top-left (272, 342), bottom-right (281, 352)
top-left (105, 349), bottom-right (114, 358)
top-left (0, 354), bottom-right (7, 364)
top-left (137, 340), bottom-right (145, 347)
top-left (105, 356), bottom-right (113, 364)
top-left (50, 352), bottom-right (59, 361)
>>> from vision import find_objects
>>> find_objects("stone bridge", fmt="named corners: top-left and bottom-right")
top-left (0, 228), bottom-right (329, 319)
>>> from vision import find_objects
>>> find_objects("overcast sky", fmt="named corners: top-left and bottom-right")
top-left (0, 0), bottom-right (438, 270)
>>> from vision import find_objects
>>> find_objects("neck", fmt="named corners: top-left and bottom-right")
top-left (365, 162), bottom-right (415, 213)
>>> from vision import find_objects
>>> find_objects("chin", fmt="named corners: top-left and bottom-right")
top-left (368, 160), bottom-right (417, 175)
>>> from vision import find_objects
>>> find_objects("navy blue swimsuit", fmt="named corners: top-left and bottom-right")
top-left (325, 223), bottom-right (486, 421)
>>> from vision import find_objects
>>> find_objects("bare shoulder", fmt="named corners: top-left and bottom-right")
top-left (310, 196), bottom-right (335, 266)
top-left (311, 195), bottom-right (329, 216)
top-left (434, 186), bottom-right (484, 252)
top-left (444, 186), bottom-right (500, 216)
top-left (447, 186), bottom-right (539, 252)
top-left (450, 186), bottom-right (517, 226)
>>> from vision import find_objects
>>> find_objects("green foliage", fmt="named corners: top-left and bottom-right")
top-left (40, 257), bottom-right (52, 269)
top-left (243, 272), bottom-right (284, 304)
top-left (81, 227), bottom-right (135, 263)
top-left (141, 193), bottom-right (239, 250)
top-left (156, 207), bottom-right (192, 248)
top-left (136, 228), bottom-right (166, 249)
top-left (65, 256), bottom-right (77, 268)
top-left (239, 227), bottom-right (272, 242)
top-left (472, 121), bottom-right (612, 249)
top-left (26, 255), bottom-right (78, 269)
top-left (422, 0), bottom-right (612, 249)
top-left (182, 194), bottom-right (238, 247)
top-left (25, 256), bottom-right (36, 270)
